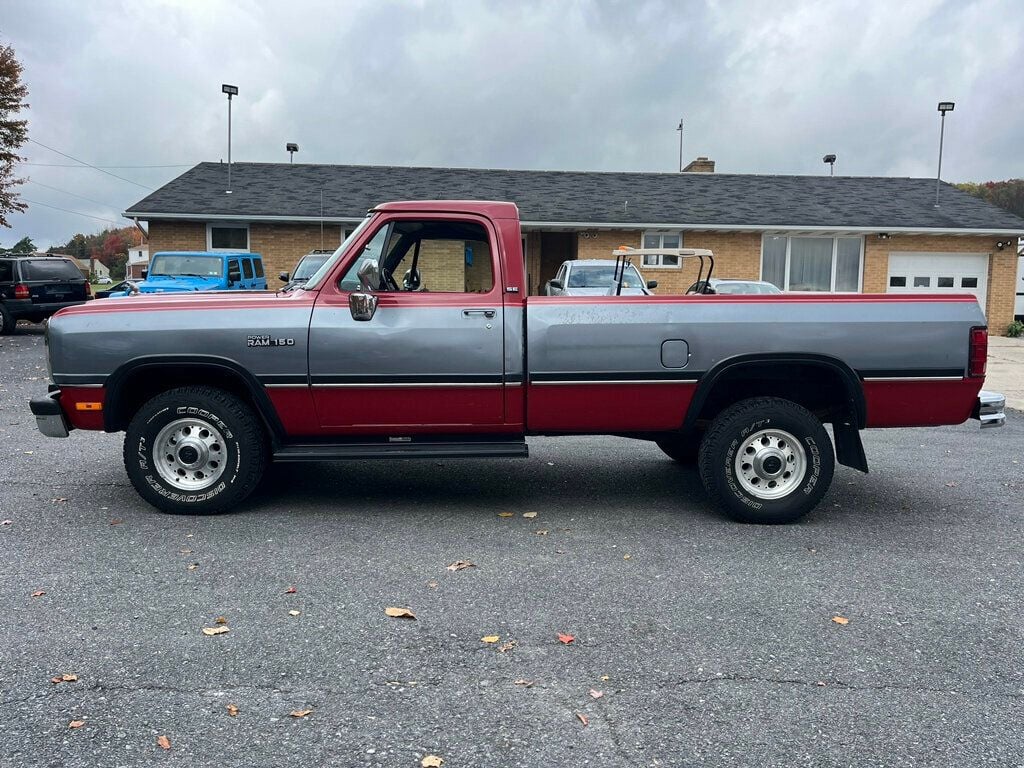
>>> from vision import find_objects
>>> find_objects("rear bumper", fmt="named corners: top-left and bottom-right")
top-left (8, 299), bottom-right (89, 319)
top-left (973, 390), bottom-right (1006, 429)
top-left (29, 392), bottom-right (70, 438)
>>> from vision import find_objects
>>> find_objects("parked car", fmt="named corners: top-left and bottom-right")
top-left (279, 249), bottom-right (334, 289)
top-left (31, 201), bottom-right (1006, 525)
top-left (545, 259), bottom-right (657, 296)
top-left (687, 278), bottom-right (782, 295)
top-left (95, 280), bottom-right (135, 299)
top-left (94, 276), bottom-right (113, 285)
top-left (107, 251), bottom-right (267, 296)
top-left (0, 254), bottom-right (92, 334)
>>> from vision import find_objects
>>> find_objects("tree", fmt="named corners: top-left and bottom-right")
top-left (0, 45), bottom-right (29, 229)
top-left (9, 235), bottom-right (34, 253)
top-left (955, 180), bottom-right (1024, 219)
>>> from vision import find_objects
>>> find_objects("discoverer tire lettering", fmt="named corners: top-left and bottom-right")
top-left (698, 397), bottom-right (835, 524)
top-left (123, 386), bottom-right (266, 515)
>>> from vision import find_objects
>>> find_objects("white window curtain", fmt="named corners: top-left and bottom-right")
top-left (789, 237), bottom-right (833, 291)
top-left (761, 235), bottom-right (863, 292)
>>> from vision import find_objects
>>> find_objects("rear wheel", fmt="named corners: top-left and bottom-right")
top-left (123, 386), bottom-right (267, 515)
top-left (698, 397), bottom-right (834, 524)
top-left (0, 305), bottom-right (13, 335)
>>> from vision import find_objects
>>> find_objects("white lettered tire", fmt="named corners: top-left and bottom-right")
top-left (123, 386), bottom-right (267, 514)
top-left (698, 397), bottom-right (835, 524)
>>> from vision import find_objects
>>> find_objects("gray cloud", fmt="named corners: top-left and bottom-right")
top-left (2, 0), bottom-right (1022, 248)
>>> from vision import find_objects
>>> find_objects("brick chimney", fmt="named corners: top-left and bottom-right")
top-left (682, 156), bottom-right (715, 173)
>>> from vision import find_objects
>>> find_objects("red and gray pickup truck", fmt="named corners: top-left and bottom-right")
top-left (30, 201), bottom-right (1005, 524)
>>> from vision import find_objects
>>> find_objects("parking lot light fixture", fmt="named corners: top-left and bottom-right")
top-left (222, 84), bottom-right (239, 193)
top-left (287, 142), bottom-right (299, 164)
top-left (935, 101), bottom-right (954, 207)
top-left (823, 154), bottom-right (836, 176)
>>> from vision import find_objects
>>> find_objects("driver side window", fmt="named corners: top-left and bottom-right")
top-left (339, 219), bottom-right (494, 294)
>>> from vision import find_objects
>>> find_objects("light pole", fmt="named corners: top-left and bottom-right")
top-left (676, 118), bottom-right (684, 172)
top-left (286, 142), bottom-right (299, 164)
top-left (222, 84), bottom-right (238, 192)
top-left (935, 101), bottom-right (954, 207)
top-left (823, 154), bottom-right (836, 176)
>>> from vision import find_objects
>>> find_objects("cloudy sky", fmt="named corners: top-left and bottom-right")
top-left (2, 0), bottom-right (1022, 248)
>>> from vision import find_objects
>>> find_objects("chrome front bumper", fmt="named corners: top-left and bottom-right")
top-left (29, 392), bottom-right (70, 438)
top-left (974, 390), bottom-right (1006, 429)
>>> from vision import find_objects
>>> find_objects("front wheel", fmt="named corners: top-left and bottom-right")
top-left (698, 397), bottom-right (834, 524)
top-left (123, 386), bottom-right (267, 514)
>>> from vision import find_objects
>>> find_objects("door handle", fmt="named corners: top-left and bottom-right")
top-left (463, 309), bottom-right (496, 319)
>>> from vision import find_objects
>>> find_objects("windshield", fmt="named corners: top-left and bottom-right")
top-left (22, 259), bottom-right (83, 280)
top-left (715, 281), bottom-right (781, 295)
top-left (150, 254), bottom-right (223, 277)
top-left (568, 264), bottom-right (646, 289)
top-left (301, 216), bottom-right (374, 290)
top-left (293, 254), bottom-right (331, 281)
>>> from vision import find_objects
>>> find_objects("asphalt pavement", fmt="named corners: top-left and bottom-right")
top-left (1, 324), bottom-right (1022, 768)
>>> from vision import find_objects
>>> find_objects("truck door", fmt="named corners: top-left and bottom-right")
top-left (308, 214), bottom-right (506, 432)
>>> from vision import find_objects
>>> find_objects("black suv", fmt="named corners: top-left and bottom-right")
top-left (0, 255), bottom-right (92, 334)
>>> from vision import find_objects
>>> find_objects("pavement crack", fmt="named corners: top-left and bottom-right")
top-left (670, 674), bottom-right (1024, 699)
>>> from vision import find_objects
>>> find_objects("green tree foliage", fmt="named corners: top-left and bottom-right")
top-left (8, 235), bottom-right (34, 253)
top-left (0, 45), bottom-right (29, 228)
top-left (955, 180), bottom-right (1024, 219)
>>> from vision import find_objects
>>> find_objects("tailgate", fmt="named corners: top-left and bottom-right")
top-left (21, 259), bottom-right (89, 303)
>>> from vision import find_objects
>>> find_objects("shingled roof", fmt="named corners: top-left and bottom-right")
top-left (125, 162), bottom-right (1024, 234)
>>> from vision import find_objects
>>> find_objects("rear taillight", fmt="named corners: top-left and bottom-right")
top-left (969, 326), bottom-right (988, 378)
top-left (13, 284), bottom-right (29, 299)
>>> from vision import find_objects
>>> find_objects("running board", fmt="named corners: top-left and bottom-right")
top-left (273, 439), bottom-right (528, 462)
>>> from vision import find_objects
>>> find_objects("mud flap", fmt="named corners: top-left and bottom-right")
top-left (833, 421), bottom-right (868, 473)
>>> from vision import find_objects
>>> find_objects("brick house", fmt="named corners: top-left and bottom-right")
top-left (125, 160), bottom-right (1024, 331)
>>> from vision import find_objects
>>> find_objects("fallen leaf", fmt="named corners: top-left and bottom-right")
top-left (945, 481), bottom-right (958, 488)
top-left (187, 563), bottom-right (199, 571)
top-left (109, 519), bottom-right (123, 526)
top-left (522, 512), bottom-right (538, 519)
top-left (288, 610), bottom-right (301, 617)
top-left (1, 519), bottom-right (12, 525)
top-left (623, 554), bottom-right (632, 561)
top-left (816, 681), bottom-right (827, 687)
top-left (498, 640), bottom-right (516, 653)
top-left (576, 713), bottom-right (589, 726)
top-left (422, 756), bottom-right (444, 768)
top-left (384, 606), bottom-right (416, 619)
top-left (68, 720), bottom-right (85, 729)
top-left (214, 616), bottom-right (227, 625)
top-left (50, 673), bottom-right (77, 684)
top-left (535, 530), bottom-right (549, 536)
top-left (157, 735), bottom-right (171, 750)
top-left (558, 633), bottom-right (575, 645)
top-left (514, 679), bottom-right (534, 687)
top-left (831, 616), bottom-right (849, 625)
top-left (202, 626), bottom-right (230, 636)
top-left (179, 548), bottom-right (193, 555)
top-left (600, 675), bottom-right (610, 682)
top-left (446, 560), bottom-right (476, 572)
top-left (51, 497), bottom-right (67, 503)
top-left (481, 635), bottom-right (500, 643)
top-left (285, 586), bottom-right (297, 594)
top-left (226, 703), bottom-right (239, 717)
top-left (426, 580), bottom-right (439, 589)
top-left (30, 590), bottom-right (45, 598)
top-left (289, 709), bottom-right (313, 718)
top-left (497, 512), bottom-right (514, 518)
top-left (589, 689), bottom-right (604, 699)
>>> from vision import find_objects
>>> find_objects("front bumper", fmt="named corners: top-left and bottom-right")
top-left (29, 391), bottom-right (70, 438)
top-left (973, 390), bottom-right (1006, 429)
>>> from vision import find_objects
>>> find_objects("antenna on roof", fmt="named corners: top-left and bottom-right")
top-left (320, 188), bottom-right (324, 250)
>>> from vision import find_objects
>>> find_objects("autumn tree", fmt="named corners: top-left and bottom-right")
top-left (0, 45), bottom-right (29, 228)
top-left (956, 180), bottom-right (1024, 219)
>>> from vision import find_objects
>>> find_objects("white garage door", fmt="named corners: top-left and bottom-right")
top-left (886, 252), bottom-right (989, 308)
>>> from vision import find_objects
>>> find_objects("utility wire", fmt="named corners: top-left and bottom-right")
top-left (26, 138), bottom-right (155, 190)
top-left (24, 179), bottom-right (121, 210)
top-left (20, 198), bottom-right (123, 226)
top-left (20, 162), bottom-right (193, 168)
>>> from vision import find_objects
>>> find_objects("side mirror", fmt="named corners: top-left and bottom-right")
top-left (356, 258), bottom-right (380, 292)
top-left (349, 292), bottom-right (378, 322)
top-left (140, 269), bottom-right (148, 279)
top-left (549, 279), bottom-right (564, 291)
top-left (647, 280), bottom-right (658, 289)
top-left (279, 271), bottom-right (290, 282)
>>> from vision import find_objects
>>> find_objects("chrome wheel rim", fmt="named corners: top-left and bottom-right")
top-left (734, 428), bottom-right (806, 500)
top-left (153, 418), bottom-right (227, 491)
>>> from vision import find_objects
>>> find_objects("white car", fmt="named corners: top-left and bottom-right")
top-left (544, 259), bottom-right (657, 296)
top-left (94, 276), bottom-right (113, 285)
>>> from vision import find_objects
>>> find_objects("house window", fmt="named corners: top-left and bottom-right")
top-left (207, 224), bottom-right (249, 251)
top-left (761, 235), bottom-right (863, 292)
top-left (641, 231), bottom-right (683, 268)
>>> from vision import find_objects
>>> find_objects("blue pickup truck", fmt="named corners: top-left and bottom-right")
top-left (110, 251), bottom-right (267, 296)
